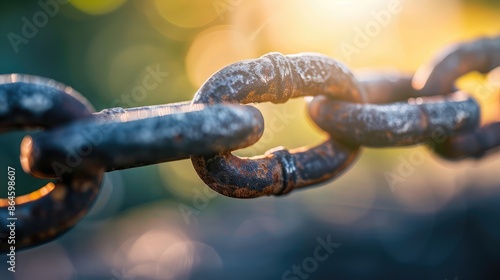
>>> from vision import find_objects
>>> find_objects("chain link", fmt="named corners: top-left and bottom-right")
top-left (413, 36), bottom-right (500, 159)
top-left (24, 102), bottom-right (264, 177)
top-left (0, 75), bottom-right (104, 251)
top-left (1, 35), bottom-right (499, 251)
top-left (308, 91), bottom-right (479, 146)
top-left (191, 52), bottom-right (365, 198)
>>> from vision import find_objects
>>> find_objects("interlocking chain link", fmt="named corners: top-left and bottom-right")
top-left (191, 52), bottom-right (366, 198)
top-left (24, 102), bottom-right (264, 177)
top-left (0, 75), bottom-right (104, 251)
top-left (413, 36), bottom-right (500, 159)
top-left (1, 35), bottom-right (499, 251)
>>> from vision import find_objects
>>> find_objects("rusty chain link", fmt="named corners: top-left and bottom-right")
top-left (1, 35), bottom-right (499, 251)
top-left (23, 102), bottom-right (264, 177)
top-left (0, 75), bottom-right (104, 251)
top-left (413, 36), bottom-right (500, 159)
top-left (190, 52), bottom-right (365, 198)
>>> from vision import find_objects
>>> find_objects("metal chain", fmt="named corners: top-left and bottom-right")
top-left (191, 52), bottom-right (366, 198)
top-left (0, 75), bottom-right (104, 251)
top-left (414, 36), bottom-right (500, 159)
top-left (1, 35), bottom-right (499, 251)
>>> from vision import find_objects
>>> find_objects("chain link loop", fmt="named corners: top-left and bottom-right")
top-left (23, 103), bottom-right (264, 177)
top-left (0, 75), bottom-right (104, 252)
top-left (308, 90), bottom-right (480, 147)
top-left (414, 36), bottom-right (500, 159)
top-left (191, 52), bottom-right (365, 198)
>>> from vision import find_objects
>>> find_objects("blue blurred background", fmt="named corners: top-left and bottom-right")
top-left (1, 0), bottom-right (500, 279)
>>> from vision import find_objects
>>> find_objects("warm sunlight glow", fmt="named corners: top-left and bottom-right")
top-left (70, 0), bottom-right (127, 15)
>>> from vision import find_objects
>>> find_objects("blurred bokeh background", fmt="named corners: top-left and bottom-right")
top-left (1, 0), bottom-right (500, 279)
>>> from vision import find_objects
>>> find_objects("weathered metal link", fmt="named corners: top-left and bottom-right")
top-left (192, 52), bottom-right (367, 104)
top-left (413, 36), bottom-right (500, 96)
top-left (308, 90), bottom-right (480, 147)
top-left (0, 74), bottom-right (94, 130)
top-left (24, 103), bottom-right (264, 178)
top-left (0, 75), bottom-right (104, 252)
top-left (191, 141), bottom-right (358, 198)
top-left (414, 35), bottom-right (500, 159)
top-left (191, 52), bottom-right (365, 198)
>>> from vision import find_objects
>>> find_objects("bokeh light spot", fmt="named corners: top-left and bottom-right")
top-left (154, 0), bottom-right (219, 28)
top-left (186, 26), bottom-right (256, 88)
top-left (70, 0), bottom-right (127, 15)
